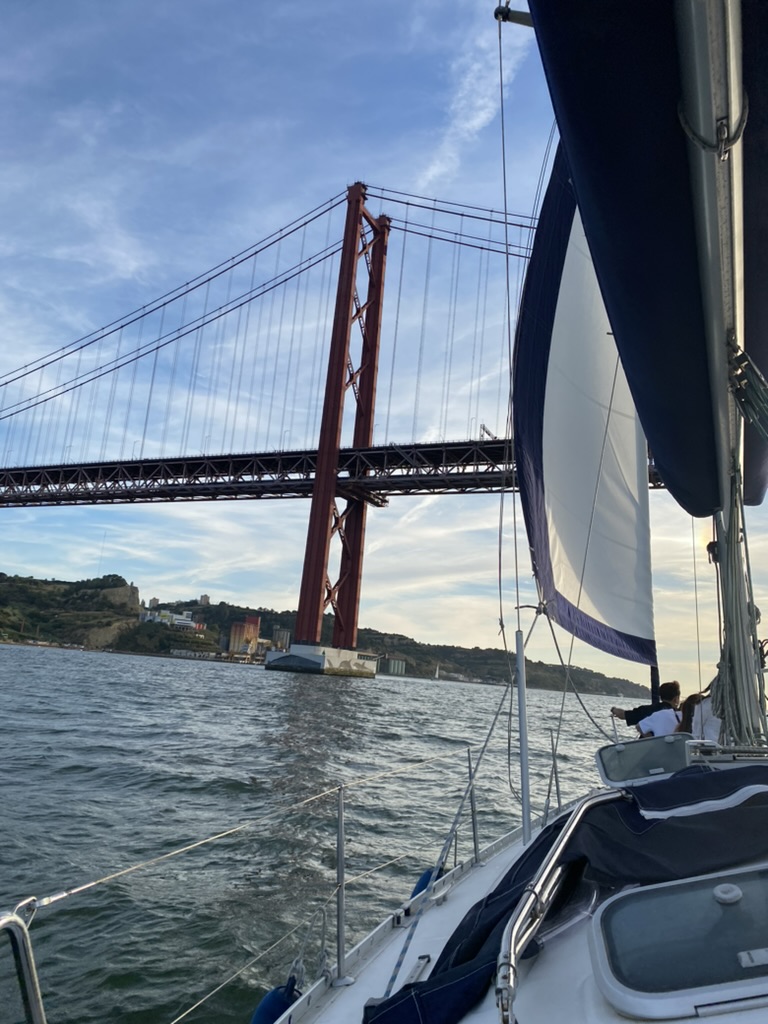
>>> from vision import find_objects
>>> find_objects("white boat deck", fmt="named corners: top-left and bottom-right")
top-left (275, 830), bottom-right (528, 1024)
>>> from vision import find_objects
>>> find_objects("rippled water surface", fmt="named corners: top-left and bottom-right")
top-left (0, 644), bottom-right (618, 1023)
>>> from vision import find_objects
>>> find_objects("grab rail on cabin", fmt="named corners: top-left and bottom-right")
top-left (495, 788), bottom-right (624, 1024)
top-left (0, 909), bottom-right (48, 1024)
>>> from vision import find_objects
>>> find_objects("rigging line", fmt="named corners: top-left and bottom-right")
top-left (167, 918), bottom-right (312, 1024)
top-left (544, 614), bottom-right (618, 745)
top-left (546, 351), bottom-right (626, 753)
top-left (496, 16), bottom-right (522, 633)
top-left (0, 194), bottom-right (347, 387)
top-left (383, 683), bottom-right (515, 1000)
top-left (691, 516), bottom-right (704, 693)
top-left (741, 518), bottom-right (768, 723)
top-left (31, 756), bottom-right (472, 914)
top-left (0, 247), bottom-right (342, 423)
top-left (544, 613), bottom-right (614, 743)
top-left (735, 479), bottom-right (768, 735)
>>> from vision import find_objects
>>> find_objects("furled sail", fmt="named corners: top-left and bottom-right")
top-left (526, 0), bottom-right (768, 514)
top-left (513, 147), bottom-right (656, 666)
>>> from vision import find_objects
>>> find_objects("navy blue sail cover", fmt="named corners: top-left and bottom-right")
top-left (526, 0), bottom-right (768, 514)
top-left (362, 765), bottom-right (768, 1024)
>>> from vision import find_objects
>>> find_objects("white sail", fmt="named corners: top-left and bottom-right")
top-left (514, 150), bottom-right (656, 665)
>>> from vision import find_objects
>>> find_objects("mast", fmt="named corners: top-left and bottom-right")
top-left (675, 0), bottom-right (766, 743)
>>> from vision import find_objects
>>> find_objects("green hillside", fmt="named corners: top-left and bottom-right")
top-left (0, 572), bottom-right (649, 698)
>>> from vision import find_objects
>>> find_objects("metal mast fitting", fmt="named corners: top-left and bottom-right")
top-left (293, 183), bottom-right (390, 651)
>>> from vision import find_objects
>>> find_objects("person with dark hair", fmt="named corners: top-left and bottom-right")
top-left (611, 681), bottom-right (682, 733)
top-left (676, 693), bottom-right (704, 734)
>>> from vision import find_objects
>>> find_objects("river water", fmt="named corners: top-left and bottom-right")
top-left (0, 644), bottom-right (621, 1024)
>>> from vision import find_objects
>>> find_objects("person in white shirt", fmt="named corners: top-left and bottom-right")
top-left (691, 694), bottom-right (722, 742)
top-left (638, 701), bottom-right (682, 737)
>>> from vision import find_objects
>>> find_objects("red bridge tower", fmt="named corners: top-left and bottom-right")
top-left (265, 182), bottom-right (390, 677)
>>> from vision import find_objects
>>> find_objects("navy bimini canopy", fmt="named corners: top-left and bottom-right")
top-left (363, 765), bottom-right (768, 1024)
top-left (527, 0), bottom-right (768, 514)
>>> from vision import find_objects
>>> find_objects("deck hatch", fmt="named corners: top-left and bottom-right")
top-left (589, 862), bottom-right (768, 1018)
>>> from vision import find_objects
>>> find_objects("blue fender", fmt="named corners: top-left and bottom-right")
top-left (410, 866), bottom-right (443, 899)
top-left (250, 976), bottom-right (299, 1024)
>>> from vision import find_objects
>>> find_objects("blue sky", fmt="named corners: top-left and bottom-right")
top-left (0, 1), bottom-right (761, 693)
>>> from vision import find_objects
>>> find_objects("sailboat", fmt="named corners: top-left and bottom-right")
top-left (247, 2), bottom-right (768, 1022)
top-left (7, 3), bottom-right (768, 1023)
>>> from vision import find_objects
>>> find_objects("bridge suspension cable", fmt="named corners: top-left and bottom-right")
top-left (1, 185), bottom-right (535, 472)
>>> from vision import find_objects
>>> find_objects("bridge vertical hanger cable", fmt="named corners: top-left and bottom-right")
top-left (204, 269), bottom-right (234, 453)
top-left (308, 208), bottom-right (335, 447)
top-left (161, 298), bottom-right (185, 453)
top-left (440, 223), bottom-right (458, 440)
top-left (121, 317), bottom-right (143, 459)
top-left (444, 217), bottom-right (463, 440)
top-left (223, 293), bottom-right (245, 451)
top-left (282, 221), bottom-right (307, 446)
top-left (384, 201), bottom-right (409, 443)
top-left (245, 255), bottom-right (269, 449)
top-left (256, 238), bottom-right (282, 449)
top-left (266, 250), bottom-right (293, 447)
top-left (412, 200), bottom-right (435, 441)
top-left (228, 255), bottom-right (258, 452)
top-left (183, 286), bottom-right (209, 453)
top-left (63, 345), bottom-right (84, 460)
top-left (231, 256), bottom-right (259, 448)
top-left (289, 232), bottom-right (312, 444)
top-left (101, 327), bottom-right (123, 460)
top-left (141, 306), bottom-right (165, 460)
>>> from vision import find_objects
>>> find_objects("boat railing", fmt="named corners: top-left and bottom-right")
top-left (0, 907), bottom-right (48, 1024)
top-left (1, 743), bottom-right (497, 1024)
top-left (495, 788), bottom-right (624, 1024)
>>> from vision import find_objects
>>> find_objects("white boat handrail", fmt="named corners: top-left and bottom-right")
top-left (0, 909), bottom-right (48, 1024)
top-left (495, 787), bottom-right (624, 1023)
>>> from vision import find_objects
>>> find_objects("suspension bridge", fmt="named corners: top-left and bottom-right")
top-left (0, 183), bottom-right (534, 672)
